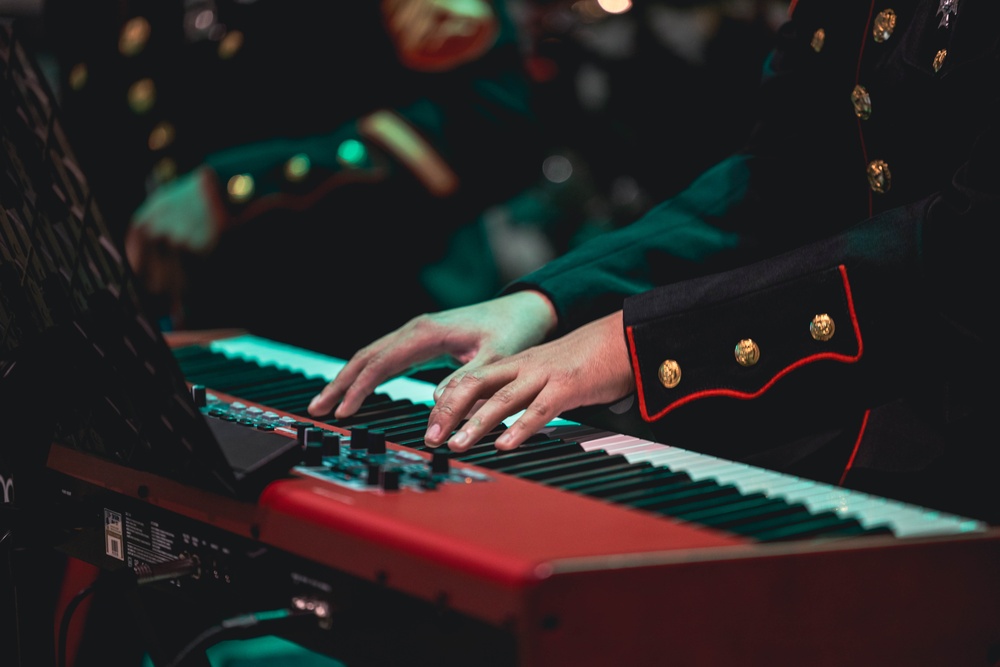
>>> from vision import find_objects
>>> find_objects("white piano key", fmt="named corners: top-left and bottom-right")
top-left (616, 444), bottom-right (984, 537)
top-left (209, 334), bottom-right (438, 405)
top-left (206, 334), bottom-right (988, 537)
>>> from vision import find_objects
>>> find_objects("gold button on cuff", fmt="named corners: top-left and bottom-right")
top-left (284, 154), bottom-right (312, 182)
top-left (867, 159), bottom-right (891, 194)
top-left (811, 28), bottom-right (826, 53)
top-left (658, 360), bottom-right (681, 389)
top-left (933, 49), bottom-right (947, 72)
top-left (147, 121), bottom-right (175, 151)
top-left (218, 30), bottom-right (245, 60)
top-left (227, 174), bottom-right (255, 203)
top-left (873, 9), bottom-right (896, 43)
top-left (810, 314), bottom-right (836, 342)
top-left (127, 78), bottom-right (156, 114)
top-left (851, 84), bottom-right (872, 120)
top-left (119, 16), bottom-right (151, 57)
top-left (734, 339), bottom-right (760, 367)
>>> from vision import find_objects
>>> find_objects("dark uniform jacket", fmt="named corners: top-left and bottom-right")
top-left (511, 0), bottom-right (999, 523)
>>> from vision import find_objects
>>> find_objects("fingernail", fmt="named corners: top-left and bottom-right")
top-left (449, 430), bottom-right (469, 447)
top-left (426, 423), bottom-right (441, 441)
top-left (495, 432), bottom-right (512, 449)
top-left (308, 396), bottom-right (320, 411)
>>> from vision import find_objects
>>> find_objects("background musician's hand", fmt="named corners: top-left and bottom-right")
top-left (307, 290), bottom-right (558, 429)
top-left (125, 166), bottom-right (224, 305)
top-left (430, 310), bottom-right (635, 452)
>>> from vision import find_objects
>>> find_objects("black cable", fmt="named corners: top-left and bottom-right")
top-left (56, 583), bottom-right (96, 667)
top-left (55, 556), bottom-right (202, 667)
top-left (162, 607), bottom-right (316, 667)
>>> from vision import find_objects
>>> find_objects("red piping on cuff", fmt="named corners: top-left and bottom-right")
top-left (225, 166), bottom-right (389, 231)
top-left (837, 409), bottom-right (870, 485)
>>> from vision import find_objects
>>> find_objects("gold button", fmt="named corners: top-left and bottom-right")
top-left (227, 174), bottom-right (255, 203)
top-left (218, 30), bottom-right (245, 60)
top-left (810, 314), bottom-right (836, 342)
top-left (151, 157), bottom-right (177, 184)
top-left (810, 28), bottom-right (826, 53)
top-left (850, 84), bottom-right (872, 120)
top-left (147, 121), bottom-right (175, 151)
top-left (734, 339), bottom-right (760, 367)
top-left (336, 139), bottom-right (368, 168)
top-left (119, 16), bottom-right (151, 57)
top-left (933, 49), bottom-right (947, 72)
top-left (68, 62), bottom-right (88, 91)
top-left (658, 360), bottom-right (681, 389)
top-left (867, 159), bottom-right (891, 194)
top-left (127, 78), bottom-right (156, 114)
top-left (873, 9), bottom-right (896, 43)
top-left (284, 154), bottom-right (311, 182)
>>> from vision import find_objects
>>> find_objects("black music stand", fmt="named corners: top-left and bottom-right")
top-left (0, 19), bottom-right (301, 503)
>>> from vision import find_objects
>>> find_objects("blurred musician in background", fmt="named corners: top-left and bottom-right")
top-left (41, 0), bottom-right (545, 360)
top-left (444, 0), bottom-right (788, 307)
top-left (310, 0), bottom-right (1000, 524)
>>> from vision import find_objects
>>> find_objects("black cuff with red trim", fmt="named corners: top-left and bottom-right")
top-left (625, 265), bottom-right (861, 423)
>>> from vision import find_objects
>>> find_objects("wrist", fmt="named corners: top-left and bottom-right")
top-left (512, 289), bottom-right (558, 340)
top-left (195, 165), bottom-right (231, 238)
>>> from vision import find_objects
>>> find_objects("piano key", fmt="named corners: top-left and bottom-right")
top-left (185, 334), bottom-right (989, 538)
top-left (203, 334), bottom-right (438, 405)
top-left (676, 496), bottom-right (805, 528)
top-left (542, 459), bottom-right (648, 488)
top-left (553, 462), bottom-right (661, 491)
top-left (482, 449), bottom-right (615, 480)
top-left (460, 440), bottom-right (580, 470)
top-left (509, 452), bottom-right (632, 482)
top-left (322, 400), bottom-right (427, 428)
top-left (611, 440), bottom-right (979, 537)
top-left (560, 466), bottom-right (691, 497)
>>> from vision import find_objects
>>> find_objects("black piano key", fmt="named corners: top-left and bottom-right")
top-left (544, 459), bottom-right (650, 488)
top-left (751, 512), bottom-right (866, 542)
top-left (662, 493), bottom-right (873, 542)
top-left (226, 376), bottom-right (328, 402)
top-left (575, 467), bottom-right (692, 498)
top-left (240, 394), bottom-right (316, 414)
top-left (171, 346), bottom-right (890, 544)
top-left (380, 421), bottom-right (438, 442)
top-left (459, 440), bottom-right (583, 470)
top-left (175, 347), bottom-right (413, 423)
top-left (494, 450), bottom-right (626, 482)
top-left (734, 507), bottom-right (865, 541)
top-left (611, 479), bottom-right (737, 510)
top-left (170, 345), bottom-right (239, 371)
top-left (414, 430), bottom-right (544, 457)
top-left (337, 411), bottom-right (432, 432)
top-left (265, 390), bottom-right (397, 416)
top-left (192, 365), bottom-right (295, 390)
top-left (229, 390), bottom-right (325, 414)
top-left (188, 367), bottom-right (287, 390)
top-left (661, 491), bottom-right (771, 519)
top-left (325, 402), bottom-right (430, 429)
top-left (679, 497), bottom-right (808, 529)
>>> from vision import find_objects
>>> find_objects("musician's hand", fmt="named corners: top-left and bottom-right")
top-left (428, 310), bottom-right (635, 452)
top-left (125, 166), bottom-right (223, 302)
top-left (307, 290), bottom-right (557, 423)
